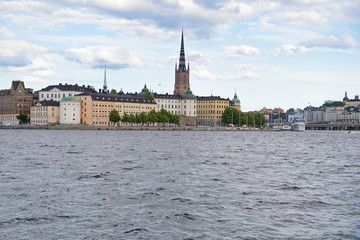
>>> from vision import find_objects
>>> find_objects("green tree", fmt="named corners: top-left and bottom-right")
top-left (144, 91), bottom-right (154, 100)
top-left (121, 112), bottom-right (130, 125)
top-left (129, 113), bottom-right (136, 126)
top-left (148, 109), bottom-right (158, 126)
top-left (138, 112), bottom-right (148, 125)
top-left (16, 113), bottom-right (29, 124)
top-left (221, 107), bottom-right (234, 125)
top-left (109, 109), bottom-right (120, 125)
top-left (110, 89), bottom-right (117, 94)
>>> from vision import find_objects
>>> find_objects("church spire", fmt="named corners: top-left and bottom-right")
top-left (178, 29), bottom-right (186, 71)
top-left (103, 66), bottom-right (108, 92)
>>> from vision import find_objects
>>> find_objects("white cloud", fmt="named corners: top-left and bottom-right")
top-left (66, 46), bottom-right (144, 69)
top-left (302, 34), bottom-right (358, 49)
top-left (274, 10), bottom-right (328, 26)
top-left (274, 44), bottom-right (312, 55)
top-left (225, 45), bottom-right (261, 59)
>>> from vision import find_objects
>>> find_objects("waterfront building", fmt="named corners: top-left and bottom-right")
top-left (30, 100), bottom-right (60, 125)
top-left (287, 109), bottom-right (304, 123)
top-left (229, 91), bottom-right (241, 111)
top-left (38, 83), bottom-right (96, 101)
top-left (59, 96), bottom-right (81, 124)
top-left (197, 96), bottom-right (230, 126)
top-left (76, 92), bottom-right (156, 126)
top-left (344, 94), bottom-right (360, 108)
top-left (0, 81), bottom-right (33, 125)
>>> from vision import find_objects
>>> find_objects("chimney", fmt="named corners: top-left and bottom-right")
top-left (355, 95), bottom-right (359, 100)
top-left (83, 85), bottom-right (85, 87)
top-left (99, 88), bottom-right (101, 93)
top-left (59, 83), bottom-right (62, 86)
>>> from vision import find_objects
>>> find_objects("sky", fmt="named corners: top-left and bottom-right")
top-left (0, 0), bottom-right (359, 111)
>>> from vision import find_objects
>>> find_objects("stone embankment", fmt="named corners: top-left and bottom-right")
top-left (0, 125), bottom-right (271, 131)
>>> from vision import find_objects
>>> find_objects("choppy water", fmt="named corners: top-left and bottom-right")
top-left (0, 129), bottom-right (359, 239)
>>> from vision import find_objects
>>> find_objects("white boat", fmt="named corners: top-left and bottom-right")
top-left (291, 122), bottom-right (305, 131)
top-left (282, 125), bottom-right (291, 131)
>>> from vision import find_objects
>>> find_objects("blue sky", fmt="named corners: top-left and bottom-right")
top-left (0, 0), bottom-right (359, 111)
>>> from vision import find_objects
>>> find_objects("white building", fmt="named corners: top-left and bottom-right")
top-left (287, 110), bottom-right (304, 122)
top-left (59, 96), bottom-right (81, 124)
top-left (38, 83), bottom-right (96, 101)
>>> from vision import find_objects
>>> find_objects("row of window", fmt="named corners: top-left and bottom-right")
top-left (198, 110), bottom-right (225, 114)
top-left (41, 93), bottom-right (72, 99)
top-left (198, 104), bottom-right (227, 109)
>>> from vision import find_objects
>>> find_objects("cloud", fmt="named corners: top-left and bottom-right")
top-left (274, 44), bottom-right (312, 55)
top-left (274, 10), bottom-right (328, 26)
top-left (302, 34), bottom-right (358, 49)
top-left (65, 46), bottom-right (144, 69)
top-left (225, 45), bottom-right (261, 59)
top-left (0, 40), bottom-right (33, 67)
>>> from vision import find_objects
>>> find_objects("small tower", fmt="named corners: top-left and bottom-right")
top-left (174, 29), bottom-right (190, 96)
top-left (103, 66), bottom-right (108, 93)
top-left (231, 91), bottom-right (241, 111)
top-left (343, 91), bottom-right (349, 104)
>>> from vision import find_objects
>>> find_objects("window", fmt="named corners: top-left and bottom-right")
top-left (183, 75), bottom-right (186, 84)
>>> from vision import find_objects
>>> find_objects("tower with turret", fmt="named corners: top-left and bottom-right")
top-left (174, 30), bottom-right (190, 96)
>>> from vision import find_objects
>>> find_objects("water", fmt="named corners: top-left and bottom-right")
top-left (0, 130), bottom-right (359, 239)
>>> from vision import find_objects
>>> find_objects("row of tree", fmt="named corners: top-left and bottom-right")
top-left (221, 107), bottom-right (266, 128)
top-left (109, 109), bottom-right (179, 126)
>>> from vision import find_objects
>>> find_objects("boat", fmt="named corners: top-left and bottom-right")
top-left (282, 125), bottom-right (291, 131)
top-left (291, 122), bottom-right (305, 132)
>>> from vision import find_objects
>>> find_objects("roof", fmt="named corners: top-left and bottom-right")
top-left (39, 83), bottom-right (96, 92)
top-left (182, 89), bottom-right (196, 100)
top-left (76, 92), bottom-right (157, 104)
top-left (197, 96), bottom-right (230, 102)
top-left (31, 100), bottom-right (60, 107)
top-left (61, 96), bottom-right (81, 102)
top-left (153, 93), bottom-right (182, 100)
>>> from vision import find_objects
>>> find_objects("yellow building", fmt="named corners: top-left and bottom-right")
top-left (30, 100), bottom-right (60, 125)
top-left (76, 92), bottom-right (157, 126)
top-left (197, 96), bottom-right (230, 126)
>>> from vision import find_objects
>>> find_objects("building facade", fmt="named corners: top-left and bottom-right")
top-left (0, 81), bottom-right (33, 125)
top-left (197, 96), bottom-right (230, 126)
top-left (30, 100), bottom-right (60, 125)
top-left (76, 92), bottom-right (157, 126)
top-left (38, 83), bottom-right (96, 101)
top-left (59, 96), bottom-right (81, 124)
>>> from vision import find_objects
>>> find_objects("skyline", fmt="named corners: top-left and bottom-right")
top-left (0, 1), bottom-right (359, 111)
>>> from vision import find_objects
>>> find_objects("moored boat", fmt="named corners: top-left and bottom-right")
top-left (291, 122), bottom-right (305, 131)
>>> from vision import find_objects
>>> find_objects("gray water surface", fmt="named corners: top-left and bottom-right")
top-left (0, 130), bottom-right (359, 239)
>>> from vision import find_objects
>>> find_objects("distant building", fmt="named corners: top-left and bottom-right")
top-left (76, 92), bottom-right (156, 126)
top-left (0, 81), bottom-right (33, 125)
top-left (59, 96), bottom-right (81, 124)
top-left (344, 94), bottom-right (360, 108)
top-left (30, 100), bottom-right (60, 125)
top-left (287, 109), bottom-right (304, 123)
top-left (38, 83), bottom-right (96, 101)
top-left (197, 96), bottom-right (230, 126)
top-left (229, 91), bottom-right (241, 111)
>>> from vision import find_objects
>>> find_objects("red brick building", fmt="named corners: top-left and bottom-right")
top-left (0, 81), bottom-right (33, 125)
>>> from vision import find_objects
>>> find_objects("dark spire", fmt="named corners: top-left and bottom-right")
top-left (103, 65), bottom-right (108, 92)
top-left (178, 29), bottom-right (186, 71)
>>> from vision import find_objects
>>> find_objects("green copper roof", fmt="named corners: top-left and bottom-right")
top-left (182, 88), bottom-right (196, 100)
top-left (61, 96), bottom-right (81, 102)
top-left (232, 92), bottom-right (240, 103)
top-left (138, 83), bottom-right (149, 96)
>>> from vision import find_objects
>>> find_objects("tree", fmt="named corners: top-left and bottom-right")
top-left (109, 109), bottom-right (120, 125)
top-left (148, 109), bottom-right (158, 126)
top-left (110, 89), bottom-right (117, 94)
top-left (129, 113), bottom-right (136, 126)
top-left (221, 107), bottom-right (234, 125)
top-left (144, 91), bottom-right (154, 100)
top-left (138, 112), bottom-right (148, 125)
top-left (16, 113), bottom-right (29, 124)
top-left (121, 112), bottom-right (130, 125)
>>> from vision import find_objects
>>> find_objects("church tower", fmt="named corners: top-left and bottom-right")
top-left (174, 30), bottom-right (190, 96)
